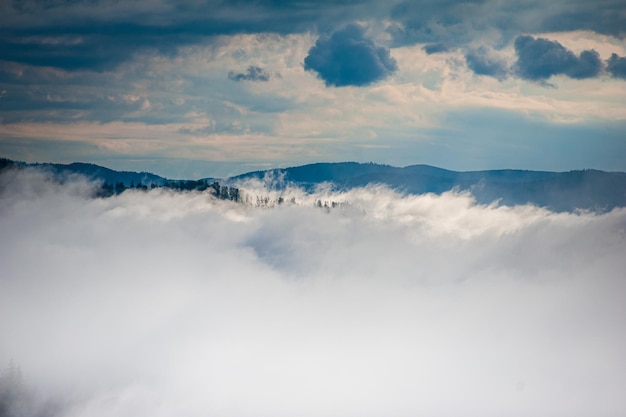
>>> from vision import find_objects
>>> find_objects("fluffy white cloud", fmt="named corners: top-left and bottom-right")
top-left (1, 169), bottom-right (625, 416)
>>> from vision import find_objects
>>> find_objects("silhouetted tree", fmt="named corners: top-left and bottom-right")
top-left (220, 186), bottom-right (230, 200)
top-left (97, 182), bottom-right (115, 197)
top-left (229, 187), bottom-right (240, 202)
top-left (210, 182), bottom-right (220, 196)
top-left (115, 182), bottom-right (126, 194)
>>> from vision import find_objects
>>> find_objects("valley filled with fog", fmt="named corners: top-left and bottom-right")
top-left (1, 168), bottom-right (625, 417)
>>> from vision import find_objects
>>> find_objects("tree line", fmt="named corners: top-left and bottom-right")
top-left (96, 180), bottom-right (353, 213)
top-left (97, 180), bottom-right (241, 202)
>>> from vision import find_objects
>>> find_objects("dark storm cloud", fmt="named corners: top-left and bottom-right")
top-left (303, 24), bottom-right (398, 87)
top-left (465, 47), bottom-right (508, 79)
top-left (388, 0), bottom-right (626, 48)
top-left (1, 0), bottom-right (625, 74)
top-left (388, 0), bottom-right (486, 47)
top-left (0, 31), bottom-right (193, 72)
top-left (228, 66), bottom-right (271, 82)
top-left (0, 36), bottom-right (128, 72)
top-left (607, 53), bottom-right (626, 79)
top-left (513, 35), bottom-right (602, 81)
top-left (540, 2), bottom-right (626, 39)
top-left (0, 0), bottom-right (381, 72)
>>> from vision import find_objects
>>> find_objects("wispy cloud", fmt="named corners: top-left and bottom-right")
top-left (464, 46), bottom-right (509, 80)
top-left (228, 66), bottom-right (273, 82)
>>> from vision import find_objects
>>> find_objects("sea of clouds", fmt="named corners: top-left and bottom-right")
top-left (1, 168), bottom-right (625, 417)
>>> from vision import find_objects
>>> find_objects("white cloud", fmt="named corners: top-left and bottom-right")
top-left (1, 169), bottom-right (625, 417)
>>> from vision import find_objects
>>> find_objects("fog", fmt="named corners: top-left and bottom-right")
top-left (1, 169), bottom-right (625, 417)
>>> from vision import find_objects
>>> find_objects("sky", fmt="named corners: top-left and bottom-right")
top-left (0, 0), bottom-right (625, 178)
top-left (1, 170), bottom-right (625, 416)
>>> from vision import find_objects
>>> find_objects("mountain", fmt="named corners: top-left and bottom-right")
top-left (2, 158), bottom-right (626, 212)
top-left (0, 158), bottom-right (167, 187)
top-left (232, 162), bottom-right (626, 212)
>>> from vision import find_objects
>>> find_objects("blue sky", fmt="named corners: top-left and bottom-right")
top-left (0, 0), bottom-right (625, 178)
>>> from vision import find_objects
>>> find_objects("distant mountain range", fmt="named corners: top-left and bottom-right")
top-left (2, 158), bottom-right (626, 212)
top-left (0, 158), bottom-right (169, 188)
top-left (233, 162), bottom-right (626, 212)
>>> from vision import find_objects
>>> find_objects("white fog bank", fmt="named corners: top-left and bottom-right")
top-left (1, 169), bottom-right (625, 417)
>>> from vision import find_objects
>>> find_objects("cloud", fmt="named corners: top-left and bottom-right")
top-left (228, 66), bottom-right (272, 82)
top-left (0, 1), bottom-right (376, 72)
top-left (422, 43), bottom-right (450, 54)
top-left (1, 169), bottom-right (626, 416)
top-left (607, 53), bottom-right (626, 79)
top-left (1, 0), bottom-right (625, 75)
top-left (0, 38), bottom-right (100, 72)
top-left (388, 0), bottom-right (626, 48)
top-left (465, 47), bottom-right (508, 79)
top-left (539, 0), bottom-right (626, 39)
top-left (304, 24), bottom-right (398, 87)
top-left (514, 35), bottom-right (602, 81)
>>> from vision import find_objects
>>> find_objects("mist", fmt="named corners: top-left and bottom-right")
top-left (1, 168), bottom-right (625, 417)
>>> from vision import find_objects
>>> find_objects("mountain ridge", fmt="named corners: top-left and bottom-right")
top-left (2, 158), bottom-right (625, 212)
top-left (231, 162), bottom-right (626, 211)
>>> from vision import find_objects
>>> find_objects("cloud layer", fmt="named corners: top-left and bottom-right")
top-left (2, 0), bottom-right (624, 71)
top-left (1, 169), bottom-right (625, 416)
